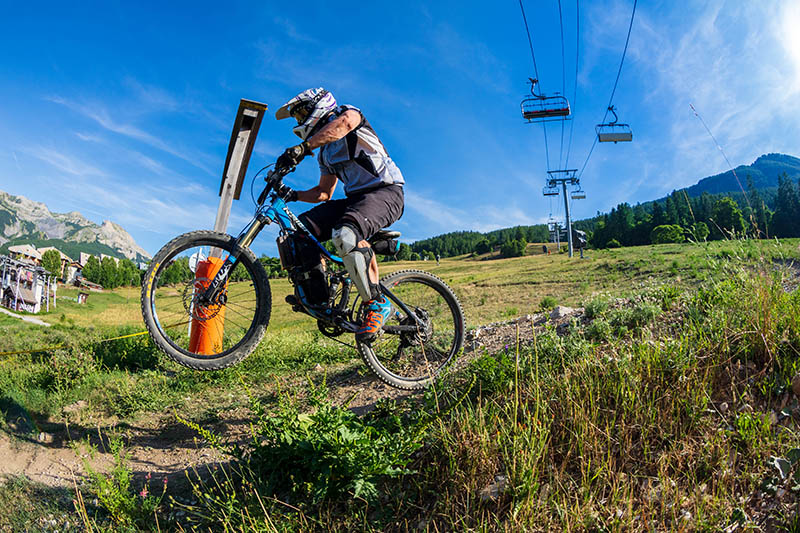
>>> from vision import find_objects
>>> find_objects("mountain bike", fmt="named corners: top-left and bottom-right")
top-left (140, 164), bottom-right (465, 389)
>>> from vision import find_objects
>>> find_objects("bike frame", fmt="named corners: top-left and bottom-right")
top-left (200, 171), bottom-right (421, 333)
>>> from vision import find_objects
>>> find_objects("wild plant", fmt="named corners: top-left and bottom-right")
top-left (80, 433), bottom-right (166, 529)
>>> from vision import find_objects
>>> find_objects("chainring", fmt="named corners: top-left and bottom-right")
top-left (317, 320), bottom-right (346, 338)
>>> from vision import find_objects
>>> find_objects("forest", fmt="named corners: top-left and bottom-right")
top-left (403, 173), bottom-right (800, 258)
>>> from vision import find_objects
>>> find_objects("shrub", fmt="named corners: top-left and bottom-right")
top-left (540, 296), bottom-right (558, 311)
top-left (586, 317), bottom-right (613, 341)
top-left (606, 239), bottom-right (621, 248)
top-left (651, 224), bottom-right (685, 244)
top-left (584, 297), bottom-right (610, 319)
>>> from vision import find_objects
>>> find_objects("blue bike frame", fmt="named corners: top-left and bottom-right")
top-left (201, 176), bottom-right (421, 331)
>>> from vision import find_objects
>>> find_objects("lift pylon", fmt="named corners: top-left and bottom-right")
top-left (543, 169), bottom-right (583, 257)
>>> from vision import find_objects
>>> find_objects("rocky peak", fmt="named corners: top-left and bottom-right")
top-left (0, 189), bottom-right (151, 260)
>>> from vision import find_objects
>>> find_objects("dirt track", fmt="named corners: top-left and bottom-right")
top-left (0, 308), bottom-right (581, 490)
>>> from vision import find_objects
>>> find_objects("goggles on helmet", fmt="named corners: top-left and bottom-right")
top-left (289, 102), bottom-right (313, 124)
top-left (289, 90), bottom-right (328, 124)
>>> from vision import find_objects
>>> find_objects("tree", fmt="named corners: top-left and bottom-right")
top-left (100, 257), bottom-right (120, 289)
top-left (500, 239), bottom-right (526, 258)
top-left (770, 173), bottom-right (800, 238)
top-left (396, 243), bottom-right (412, 261)
top-left (409, 252), bottom-right (420, 261)
top-left (117, 258), bottom-right (141, 286)
top-left (82, 256), bottom-right (101, 284)
top-left (747, 175), bottom-right (770, 238)
top-left (650, 225), bottom-right (685, 244)
top-left (474, 239), bottom-right (491, 255)
top-left (710, 197), bottom-right (746, 238)
top-left (41, 249), bottom-right (62, 278)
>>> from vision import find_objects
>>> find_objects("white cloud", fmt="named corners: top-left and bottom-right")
top-left (580, 0), bottom-right (800, 200)
top-left (47, 95), bottom-right (216, 175)
top-left (28, 147), bottom-right (106, 177)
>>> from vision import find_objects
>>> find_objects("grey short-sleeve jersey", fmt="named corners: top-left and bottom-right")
top-left (318, 105), bottom-right (405, 196)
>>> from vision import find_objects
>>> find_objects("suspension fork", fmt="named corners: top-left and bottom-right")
top-left (201, 215), bottom-right (268, 302)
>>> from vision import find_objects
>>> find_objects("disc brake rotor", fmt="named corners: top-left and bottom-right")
top-left (181, 277), bottom-right (225, 322)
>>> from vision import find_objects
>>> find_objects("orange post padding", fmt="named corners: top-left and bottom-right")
top-left (189, 257), bottom-right (227, 355)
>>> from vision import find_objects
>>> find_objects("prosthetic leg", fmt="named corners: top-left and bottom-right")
top-left (332, 224), bottom-right (390, 341)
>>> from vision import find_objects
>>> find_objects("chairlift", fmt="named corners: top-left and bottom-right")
top-left (596, 106), bottom-right (632, 143)
top-left (543, 185), bottom-right (559, 197)
top-left (570, 189), bottom-right (586, 200)
top-left (521, 78), bottom-right (571, 122)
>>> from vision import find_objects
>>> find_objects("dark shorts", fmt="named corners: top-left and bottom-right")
top-left (298, 185), bottom-right (404, 242)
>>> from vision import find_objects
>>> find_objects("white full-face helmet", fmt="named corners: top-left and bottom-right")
top-left (275, 88), bottom-right (338, 140)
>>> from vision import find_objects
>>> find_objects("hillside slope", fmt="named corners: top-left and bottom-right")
top-left (684, 152), bottom-right (800, 197)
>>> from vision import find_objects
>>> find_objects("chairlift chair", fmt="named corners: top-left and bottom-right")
top-left (570, 189), bottom-right (586, 200)
top-left (543, 185), bottom-right (559, 197)
top-left (521, 78), bottom-right (571, 122)
top-left (596, 106), bottom-right (632, 143)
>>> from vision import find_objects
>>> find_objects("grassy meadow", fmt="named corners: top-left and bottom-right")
top-left (1, 238), bottom-right (800, 531)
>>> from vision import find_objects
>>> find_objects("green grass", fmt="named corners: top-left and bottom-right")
top-left (2, 237), bottom-right (800, 531)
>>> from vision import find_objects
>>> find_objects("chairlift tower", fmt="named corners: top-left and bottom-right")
top-left (544, 169), bottom-right (585, 258)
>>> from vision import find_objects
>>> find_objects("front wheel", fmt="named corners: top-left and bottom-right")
top-left (357, 270), bottom-right (465, 390)
top-left (141, 231), bottom-right (271, 370)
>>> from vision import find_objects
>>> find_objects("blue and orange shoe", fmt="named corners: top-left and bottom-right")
top-left (356, 296), bottom-right (392, 343)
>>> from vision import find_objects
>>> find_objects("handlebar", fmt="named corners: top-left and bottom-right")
top-left (256, 163), bottom-right (295, 205)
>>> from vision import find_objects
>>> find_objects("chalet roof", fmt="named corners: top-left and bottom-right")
top-left (15, 286), bottom-right (38, 304)
top-left (8, 244), bottom-right (41, 260)
top-left (39, 247), bottom-right (71, 261)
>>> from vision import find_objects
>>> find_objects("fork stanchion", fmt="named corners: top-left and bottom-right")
top-left (188, 257), bottom-right (227, 355)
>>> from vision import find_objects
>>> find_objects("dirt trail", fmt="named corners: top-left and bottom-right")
top-left (0, 309), bottom-right (581, 490)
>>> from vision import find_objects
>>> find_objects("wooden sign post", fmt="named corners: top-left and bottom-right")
top-left (213, 99), bottom-right (268, 237)
top-left (191, 99), bottom-right (267, 355)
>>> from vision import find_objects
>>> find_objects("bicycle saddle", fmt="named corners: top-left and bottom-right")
top-left (369, 229), bottom-right (401, 243)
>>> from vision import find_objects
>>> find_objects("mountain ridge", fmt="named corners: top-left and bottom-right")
top-left (0, 190), bottom-right (151, 262)
top-left (683, 152), bottom-right (800, 197)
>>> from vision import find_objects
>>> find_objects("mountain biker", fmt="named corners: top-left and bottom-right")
top-left (274, 88), bottom-right (405, 342)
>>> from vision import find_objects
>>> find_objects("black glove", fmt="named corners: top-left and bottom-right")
top-left (276, 183), bottom-right (298, 202)
top-left (276, 142), bottom-right (312, 170)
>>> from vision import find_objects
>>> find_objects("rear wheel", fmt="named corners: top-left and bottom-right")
top-left (357, 270), bottom-right (465, 389)
top-left (141, 231), bottom-right (271, 370)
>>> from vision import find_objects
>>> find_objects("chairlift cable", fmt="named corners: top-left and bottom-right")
top-left (557, 0), bottom-right (567, 170)
top-left (519, 0), bottom-right (552, 171)
top-left (689, 103), bottom-right (752, 213)
top-left (518, 0), bottom-right (540, 80)
top-left (564, 0), bottom-right (579, 168)
top-left (578, 0), bottom-right (637, 180)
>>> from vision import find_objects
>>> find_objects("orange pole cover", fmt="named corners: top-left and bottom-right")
top-left (188, 257), bottom-right (227, 355)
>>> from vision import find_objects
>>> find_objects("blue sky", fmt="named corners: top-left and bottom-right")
top-left (1, 1), bottom-right (799, 257)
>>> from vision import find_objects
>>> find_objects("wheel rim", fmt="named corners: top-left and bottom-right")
top-left (364, 276), bottom-right (460, 382)
top-left (148, 241), bottom-right (262, 359)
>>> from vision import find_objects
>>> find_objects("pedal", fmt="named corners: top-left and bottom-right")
top-left (285, 294), bottom-right (303, 312)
